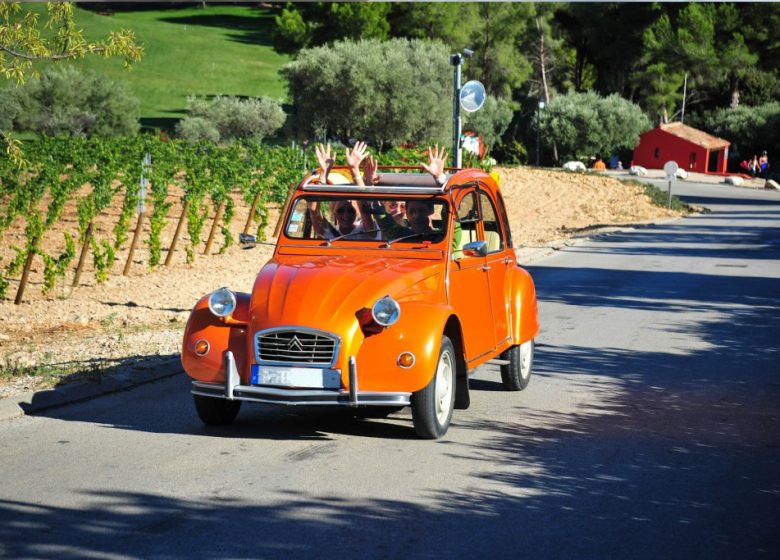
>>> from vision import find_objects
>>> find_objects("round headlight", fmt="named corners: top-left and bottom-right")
top-left (208, 287), bottom-right (236, 317)
top-left (372, 295), bottom-right (400, 327)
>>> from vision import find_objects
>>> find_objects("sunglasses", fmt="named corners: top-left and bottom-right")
top-left (336, 205), bottom-right (356, 215)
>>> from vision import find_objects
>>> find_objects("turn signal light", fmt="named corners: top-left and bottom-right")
top-left (194, 339), bottom-right (210, 356)
top-left (398, 352), bottom-right (415, 368)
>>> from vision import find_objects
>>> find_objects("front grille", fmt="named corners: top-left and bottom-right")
top-left (255, 329), bottom-right (338, 365)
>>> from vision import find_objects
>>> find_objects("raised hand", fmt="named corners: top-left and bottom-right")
top-left (421, 144), bottom-right (449, 179)
top-left (315, 143), bottom-right (335, 184)
top-left (345, 140), bottom-right (369, 171)
top-left (364, 154), bottom-right (382, 186)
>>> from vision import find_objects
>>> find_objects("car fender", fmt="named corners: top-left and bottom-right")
top-left (181, 292), bottom-right (251, 383)
top-left (355, 301), bottom-right (452, 393)
top-left (508, 266), bottom-right (540, 345)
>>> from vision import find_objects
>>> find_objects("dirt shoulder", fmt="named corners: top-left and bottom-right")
top-left (0, 167), bottom-right (684, 398)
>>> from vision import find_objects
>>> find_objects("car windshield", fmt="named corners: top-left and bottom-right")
top-left (285, 196), bottom-right (449, 244)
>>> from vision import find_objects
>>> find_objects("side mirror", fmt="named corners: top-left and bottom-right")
top-left (239, 233), bottom-right (256, 248)
top-left (462, 240), bottom-right (487, 257)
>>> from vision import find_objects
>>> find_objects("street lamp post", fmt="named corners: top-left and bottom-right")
top-left (450, 48), bottom-right (474, 168)
top-left (536, 99), bottom-right (545, 167)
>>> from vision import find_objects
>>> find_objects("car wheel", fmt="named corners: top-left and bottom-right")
top-left (411, 336), bottom-right (456, 439)
top-left (500, 339), bottom-right (534, 391)
top-left (193, 394), bottom-right (241, 426)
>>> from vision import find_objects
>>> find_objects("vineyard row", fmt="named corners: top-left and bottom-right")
top-left (0, 137), bottom-right (433, 304)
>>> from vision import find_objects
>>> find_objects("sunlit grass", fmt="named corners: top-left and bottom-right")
top-left (16, 4), bottom-right (290, 122)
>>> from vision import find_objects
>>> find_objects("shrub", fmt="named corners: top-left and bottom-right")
top-left (463, 96), bottom-right (514, 154)
top-left (281, 39), bottom-right (452, 149)
top-left (2, 65), bottom-right (139, 137)
top-left (539, 91), bottom-right (651, 163)
top-left (698, 102), bottom-right (780, 164)
top-left (174, 116), bottom-right (221, 144)
top-left (176, 96), bottom-right (286, 144)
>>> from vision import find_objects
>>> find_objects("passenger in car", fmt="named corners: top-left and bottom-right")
top-left (308, 142), bottom-right (377, 239)
top-left (367, 144), bottom-right (450, 239)
top-left (363, 144), bottom-right (448, 187)
top-left (310, 141), bottom-right (450, 242)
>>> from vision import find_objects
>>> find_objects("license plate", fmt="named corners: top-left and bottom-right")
top-left (251, 365), bottom-right (341, 389)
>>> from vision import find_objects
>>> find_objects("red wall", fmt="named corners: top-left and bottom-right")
top-left (632, 128), bottom-right (727, 173)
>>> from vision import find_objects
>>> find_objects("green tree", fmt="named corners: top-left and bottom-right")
top-left (554, 3), bottom-right (660, 97)
top-left (523, 7), bottom-right (567, 104)
top-left (468, 3), bottom-right (535, 98)
top-left (0, 1), bottom-right (142, 164)
top-left (273, 2), bottom-right (389, 54)
top-left (740, 3), bottom-right (780, 75)
top-left (738, 67), bottom-right (780, 107)
top-left (699, 102), bottom-right (780, 164)
top-left (712, 3), bottom-right (760, 107)
top-left (388, 3), bottom-right (476, 49)
top-left (539, 91), bottom-right (650, 163)
top-left (273, 6), bottom-right (310, 53)
top-left (463, 96), bottom-right (514, 153)
top-left (392, 3), bottom-right (540, 99)
top-left (281, 39), bottom-right (452, 149)
top-left (633, 62), bottom-right (685, 124)
top-left (639, 4), bottom-right (757, 118)
top-left (277, 3), bottom-right (537, 100)
top-left (3, 65), bottom-right (139, 137)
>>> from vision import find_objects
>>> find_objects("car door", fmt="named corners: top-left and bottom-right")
top-left (448, 187), bottom-right (496, 363)
top-left (479, 189), bottom-right (512, 347)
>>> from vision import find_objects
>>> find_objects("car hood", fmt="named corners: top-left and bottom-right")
top-left (249, 253), bottom-right (443, 331)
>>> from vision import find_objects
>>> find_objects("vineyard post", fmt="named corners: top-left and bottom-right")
top-left (203, 200), bottom-right (226, 255)
top-left (165, 199), bottom-right (190, 266)
top-left (124, 153), bottom-right (150, 275)
top-left (272, 184), bottom-right (296, 238)
top-left (242, 192), bottom-right (262, 236)
top-left (14, 236), bottom-right (39, 305)
top-left (124, 210), bottom-right (145, 275)
top-left (71, 222), bottom-right (94, 288)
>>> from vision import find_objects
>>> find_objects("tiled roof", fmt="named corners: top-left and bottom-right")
top-left (659, 122), bottom-right (730, 149)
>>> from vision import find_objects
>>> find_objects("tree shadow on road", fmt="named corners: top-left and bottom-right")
top-left (11, 210), bottom-right (780, 557)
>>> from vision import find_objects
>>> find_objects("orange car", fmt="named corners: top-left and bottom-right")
top-left (182, 166), bottom-right (539, 438)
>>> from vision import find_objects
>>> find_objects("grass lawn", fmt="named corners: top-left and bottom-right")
top-left (25, 4), bottom-right (291, 128)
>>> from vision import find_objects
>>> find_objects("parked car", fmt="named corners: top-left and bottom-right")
top-left (181, 165), bottom-right (539, 439)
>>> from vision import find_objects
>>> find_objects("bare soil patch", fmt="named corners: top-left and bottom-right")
top-left (0, 167), bottom-right (681, 397)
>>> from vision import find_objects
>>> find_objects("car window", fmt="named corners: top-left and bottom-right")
top-left (495, 191), bottom-right (513, 249)
top-left (479, 191), bottom-right (504, 253)
top-left (452, 190), bottom-right (480, 259)
top-left (285, 196), bottom-right (448, 244)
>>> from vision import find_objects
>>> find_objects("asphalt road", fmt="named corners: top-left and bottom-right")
top-left (1, 180), bottom-right (778, 559)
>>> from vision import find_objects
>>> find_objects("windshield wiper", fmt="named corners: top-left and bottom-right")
top-left (324, 228), bottom-right (382, 246)
top-left (382, 231), bottom-right (438, 248)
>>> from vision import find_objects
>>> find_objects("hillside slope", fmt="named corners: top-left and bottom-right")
top-left (34, 4), bottom-right (290, 124)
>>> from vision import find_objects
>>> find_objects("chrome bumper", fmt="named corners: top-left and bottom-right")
top-left (190, 351), bottom-right (411, 407)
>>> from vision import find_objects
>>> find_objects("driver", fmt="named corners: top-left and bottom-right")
top-left (405, 200), bottom-right (435, 234)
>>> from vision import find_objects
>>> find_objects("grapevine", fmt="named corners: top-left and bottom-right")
top-left (219, 196), bottom-right (235, 254)
top-left (1, 135), bottom-right (420, 301)
top-left (90, 236), bottom-right (115, 283)
top-left (41, 233), bottom-right (75, 294)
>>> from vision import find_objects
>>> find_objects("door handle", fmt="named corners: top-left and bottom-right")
top-left (503, 258), bottom-right (513, 265)
top-left (482, 265), bottom-right (491, 271)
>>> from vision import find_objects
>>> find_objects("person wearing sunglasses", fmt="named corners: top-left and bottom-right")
top-left (307, 142), bottom-right (377, 240)
top-left (367, 145), bottom-right (450, 240)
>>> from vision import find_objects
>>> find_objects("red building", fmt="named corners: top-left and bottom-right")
top-left (633, 122), bottom-right (730, 174)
